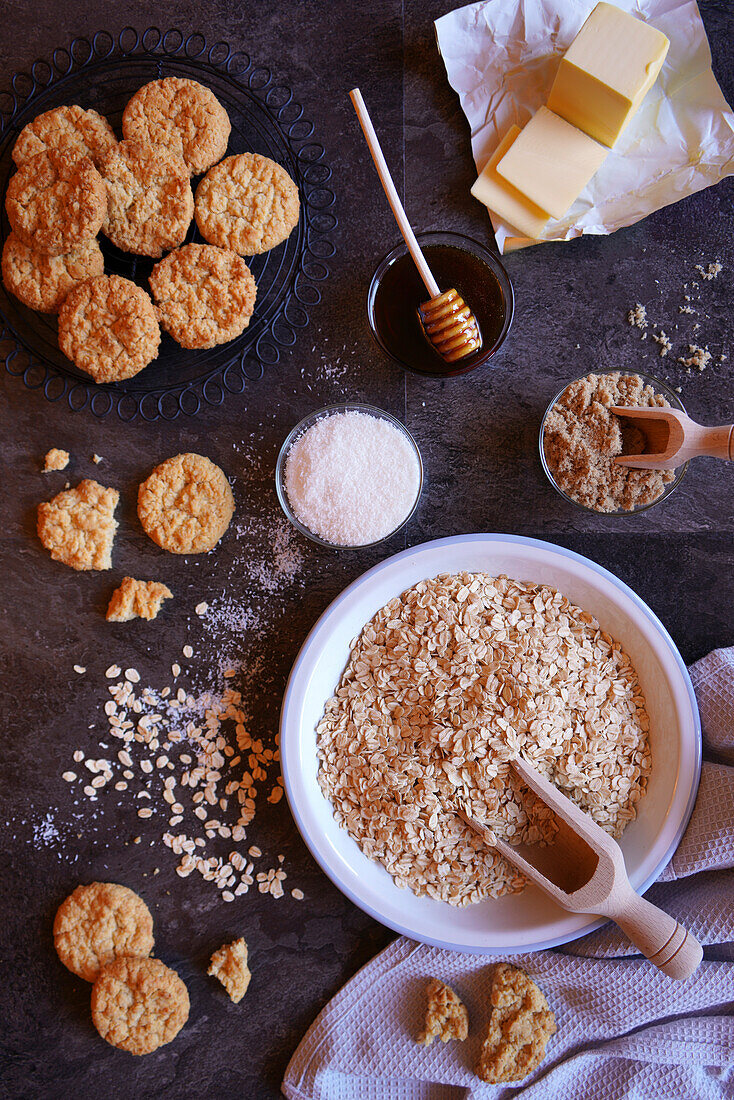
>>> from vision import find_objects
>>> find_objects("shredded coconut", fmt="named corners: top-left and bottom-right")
top-left (284, 411), bottom-right (421, 546)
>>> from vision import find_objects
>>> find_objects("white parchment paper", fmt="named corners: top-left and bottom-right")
top-left (435, 0), bottom-right (734, 252)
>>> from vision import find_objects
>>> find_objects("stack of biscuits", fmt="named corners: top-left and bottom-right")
top-left (2, 78), bottom-right (300, 384)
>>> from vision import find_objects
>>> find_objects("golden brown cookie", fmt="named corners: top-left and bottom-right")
top-left (37, 479), bottom-right (119, 570)
top-left (91, 957), bottom-right (189, 1055)
top-left (122, 77), bottom-right (230, 175)
top-left (53, 882), bottom-right (154, 982)
top-left (475, 963), bottom-right (556, 1083)
top-left (195, 152), bottom-right (299, 255)
top-left (58, 275), bottom-right (160, 382)
top-left (417, 978), bottom-right (469, 1045)
top-left (137, 452), bottom-right (234, 554)
top-left (208, 938), bottom-right (251, 1004)
top-left (12, 105), bottom-right (117, 167)
top-left (99, 139), bottom-right (194, 258)
top-left (43, 448), bottom-right (70, 471)
top-left (5, 150), bottom-right (107, 256)
top-left (149, 243), bottom-right (256, 349)
top-left (2, 232), bottom-right (104, 313)
top-left (106, 577), bottom-right (173, 622)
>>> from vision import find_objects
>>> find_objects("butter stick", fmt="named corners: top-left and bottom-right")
top-left (495, 107), bottom-right (608, 220)
top-left (471, 126), bottom-right (550, 240)
top-left (547, 2), bottom-right (669, 148)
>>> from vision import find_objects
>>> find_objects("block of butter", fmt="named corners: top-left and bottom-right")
top-left (471, 126), bottom-right (550, 239)
top-left (495, 107), bottom-right (608, 220)
top-left (547, 2), bottom-right (669, 148)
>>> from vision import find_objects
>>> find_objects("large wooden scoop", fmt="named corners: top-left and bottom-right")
top-left (611, 407), bottom-right (734, 470)
top-left (350, 87), bottom-right (481, 363)
top-left (459, 755), bottom-right (703, 981)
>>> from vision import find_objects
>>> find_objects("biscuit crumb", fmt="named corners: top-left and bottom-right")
top-left (695, 261), bottom-right (722, 281)
top-left (106, 577), bottom-right (173, 622)
top-left (677, 344), bottom-right (712, 372)
top-left (416, 978), bottom-right (469, 1046)
top-left (43, 448), bottom-right (70, 472)
top-left (651, 329), bottom-right (672, 357)
top-left (626, 303), bottom-right (647, 329)
top-left (208, 937), bottom-right (251, 1003)
top-left (475, 964), bottom-right (556, 1083)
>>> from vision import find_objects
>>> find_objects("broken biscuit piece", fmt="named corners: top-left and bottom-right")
top-left (416, 977), bottom-right (469, 1045)
top-left (43, 448), bottom-right (70, 471)
top-left (475, 963), bottom-right (555, 1083)
top-left (106, 577), bottom-right (173, 622)
top-left (37, 479), bottom-right (119, 570)
top-left (208, 937), bottom-right (251, 1004)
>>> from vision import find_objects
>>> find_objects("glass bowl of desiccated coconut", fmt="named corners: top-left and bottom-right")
top-left (276, 403), bottom-right (424, 549)
top-left (539, 371), bottom-right (689, 515)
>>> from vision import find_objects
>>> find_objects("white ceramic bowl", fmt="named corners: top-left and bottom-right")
top-left (280, 534), bottom-right (701, 953)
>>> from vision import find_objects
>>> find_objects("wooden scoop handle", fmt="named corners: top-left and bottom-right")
top-left (611, 887), bottom-right (703, 980)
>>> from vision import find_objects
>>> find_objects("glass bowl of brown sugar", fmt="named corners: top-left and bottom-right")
top-left (539, 371), bottom-right (689, 515)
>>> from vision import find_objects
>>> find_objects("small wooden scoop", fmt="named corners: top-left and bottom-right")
top-left (611, 407), bottom-right (734, 471)
top-left (459, 755), bottom-right (703, 981)
top-left (350, 88), bottom-right (482, 363)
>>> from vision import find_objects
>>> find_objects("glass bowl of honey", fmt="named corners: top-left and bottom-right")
top-left (366, 231), bottom-right (514, 377)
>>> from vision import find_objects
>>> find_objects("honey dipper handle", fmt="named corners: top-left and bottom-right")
top-left (349, 88), bottom-right (440, 299)
top-left (612, 889), bottom-right (703, 980)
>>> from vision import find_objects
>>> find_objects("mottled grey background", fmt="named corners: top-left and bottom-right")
top-left (1, 0), bottom-right (732, 1096)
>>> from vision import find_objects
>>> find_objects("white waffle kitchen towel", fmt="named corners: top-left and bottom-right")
top-left (283, 648), bottom-right (734, 1099)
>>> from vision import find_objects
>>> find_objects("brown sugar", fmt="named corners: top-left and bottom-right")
top-left (543, 372), bottom-right (677, 513)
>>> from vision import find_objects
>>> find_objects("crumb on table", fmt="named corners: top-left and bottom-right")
top-left (208, 937), bottom-right (251, 1003)
top-left (106, 577), bottom-right (172, 621)
top-left (43, 448), bottom-right (70, 471)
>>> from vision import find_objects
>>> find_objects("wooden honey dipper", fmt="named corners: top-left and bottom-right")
top-left (350, 88), bottom-right (482, 363)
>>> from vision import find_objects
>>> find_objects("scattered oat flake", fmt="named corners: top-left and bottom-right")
top-left (105, 665), bottom-right (121, 678)
top-left (73, 665), bottom-right (86, 674)
top-left (92, 454), bottom-right (103, 464)
top-left (172, 663), bottom-right (181, 677)
top-left (62, 771), bottom-right (77, 782)
top-left (125, 668), bottom-right (141, 683)
top-left (183, 645), bottom-right (193, 658)
top-left (291, 888), bottom-right (304, 900)
top-left (195, 602), bottom-right (209, 616)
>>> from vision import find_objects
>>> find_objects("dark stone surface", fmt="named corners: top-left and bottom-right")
top-left (1, 1), bottom-right (732, 1096)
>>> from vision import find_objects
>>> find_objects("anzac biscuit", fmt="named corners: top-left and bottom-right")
top-left (12, 105), bottom-right (117, 168)
top-left (58, 275), bottom-right (160, 382)
top-left (91, 957), bottom-right (189, 1055)
top-left (100, 139), bottom-right (194, 258)
top-left (475, 963), bottom-right (556, 1083)
top-left (2, 232), bottom-right (104, 313)
top-left (416, 978), bottom-right (469, 1045)
top-left (195, 152), bottom-right (299, 255)
top-left (37, 479), bottom-right (119, 571)
top-left (122, 77), bottom-right (230, 175)
top-left (53, 882), bottom-right (154, 982)
top-left (208, 938), bottom-right (251, 1004)
top-left (5, 149), bottom-right (107, 256)
top-left (149, 243), bottom-right (256, 349)
top-left (106, 576), bottom-right (173, 622)
top-left (137, 452), bottom-right (234, 554)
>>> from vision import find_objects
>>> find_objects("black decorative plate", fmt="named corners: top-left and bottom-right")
top-left (0, 27), bottom-right (336, 420)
